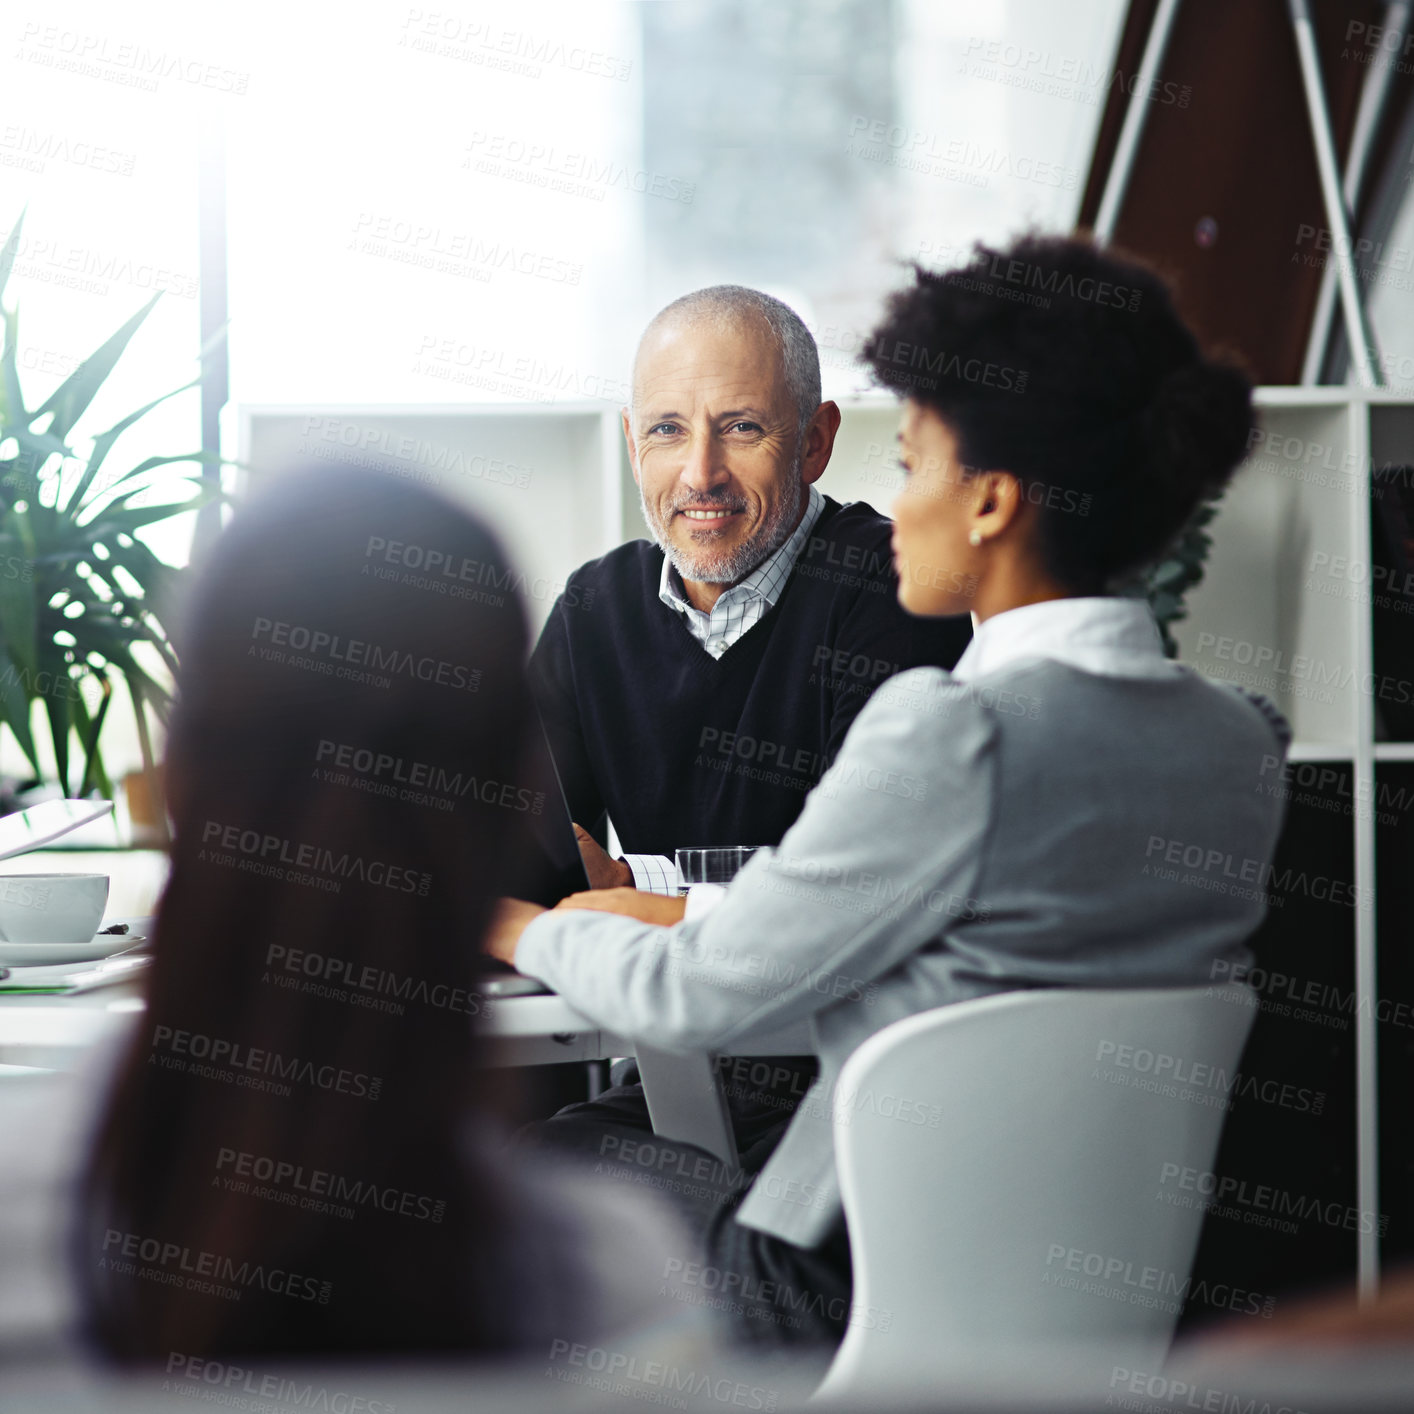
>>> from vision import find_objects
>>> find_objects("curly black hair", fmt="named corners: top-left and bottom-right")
top-left (863, 234), bottom-right (1255, 593)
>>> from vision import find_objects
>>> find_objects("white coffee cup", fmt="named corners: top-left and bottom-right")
top-left (0, 873), bottom-right (110, 945)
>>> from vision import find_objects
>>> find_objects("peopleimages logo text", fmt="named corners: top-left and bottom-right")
top-left (100, 1230), bottom-right (328, 1303)
top-left (250, 617), bottom-right (481, 692)
top-left (201, 821), bottom-right (432, 896)
top-left (149, 1025), bottom-right (382, 1101)
top-left (216, 1147), bottom-right (446, 1223)
top-left (165, 1355), bottom-right (396, 1414)
top-left (315, 739), bottom-right (545, 814)
top-left (1145, 835), bottom-right (1364, 910)
top-left (363, 535), bottom-right (593, 610)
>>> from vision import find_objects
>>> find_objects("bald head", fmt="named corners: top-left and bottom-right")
top-left (632, 286), bottom-right (822, 440)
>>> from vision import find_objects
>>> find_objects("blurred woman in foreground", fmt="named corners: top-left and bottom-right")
top-left (77, 467), bottom-right (689, 1361)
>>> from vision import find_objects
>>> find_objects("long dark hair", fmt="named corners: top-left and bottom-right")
top-left (79, 465), bottom-right (535, 1360)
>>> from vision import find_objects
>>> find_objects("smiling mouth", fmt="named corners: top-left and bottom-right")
top-left (677, 508), bottom-right (743, 526)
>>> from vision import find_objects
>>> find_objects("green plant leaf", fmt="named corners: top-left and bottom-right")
top-left (131, 627), bottom-right (179, 682)
top-left (0, 639), bottom-right (38, 773)
top-left (32, 293), bottom-right (161, 444)
top-left (0, 533), bottom-right (38, 680)
top-left (80, 497), bottom-right (211, 539)
top-left (1, 206), bottom-right (239, 788)
top-left (3, 427), bottom-right (68, 491)
top-left (75, 674), bottom-right (113, 798)
top-left (83, 547), bottom-right (182, 660)
top-left (0, 208), bottom-right (24, 310)
top-left (0, 458), bottom-right (40, 513)
top-left (1, 305), bottom-right (26, 430)
top-left (90, 746), bottom-right (112, 799)
top-left (0, 503), bottom-right (40, 604)
top-left (44, 695), bottom-right (71, 795)
top-left (1148, 560), bottom-right (1188, 590)
top-left (58, 593), bottom-right (179, 684)
top-left (36, 638), bottom-right (73, 795)
top-left (112, 613), bottom-right (180, 678)
top-left (57, 603), bottom-right (172, 698)
top-left (82, 455), bottom-right (224, 515)
top-left (64, 378), bottom-right (201, 514)
top-left (100, 650), bottom-right (172, 719)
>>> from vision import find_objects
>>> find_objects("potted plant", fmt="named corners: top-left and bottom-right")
top-left (1120, 500), bottom-right (1222, 658)
top-left (0, 210), bottom-right (224, 830)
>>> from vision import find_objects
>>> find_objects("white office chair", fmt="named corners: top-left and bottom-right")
top-left (813, 985), bottom-right (1257, 1402)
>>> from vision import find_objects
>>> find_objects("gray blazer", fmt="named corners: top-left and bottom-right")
top-left (518, 652), bottom-right (1291, 1248)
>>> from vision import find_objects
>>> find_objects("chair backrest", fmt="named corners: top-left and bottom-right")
top-left (813, 985), bottom-right (1257, 1401)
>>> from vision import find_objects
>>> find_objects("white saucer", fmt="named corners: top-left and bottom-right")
top-left (0, 933), bottom-right (146, 967)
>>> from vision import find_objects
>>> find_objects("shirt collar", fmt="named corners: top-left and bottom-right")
top-left (658, 484), bottom-right (825, 617)
top-left (950, 595), bottom-right (1175, 681)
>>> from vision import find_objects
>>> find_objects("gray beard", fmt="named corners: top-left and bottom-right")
top-left (643, 462), bottom-right (805, 587)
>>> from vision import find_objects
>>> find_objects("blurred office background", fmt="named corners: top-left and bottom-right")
top-left (7, 0), bottom-right (1414, 1378)
top-left (0, 0), bottom-right (1120, 791)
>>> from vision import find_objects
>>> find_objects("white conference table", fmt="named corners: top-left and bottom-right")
top-left (479, 990), bottom-right (813, 1165)
top-left (0, 939), bottom-right (812, 1166)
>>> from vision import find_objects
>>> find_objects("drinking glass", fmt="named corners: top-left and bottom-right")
top-left (673, 845), bottom-right (766, 893)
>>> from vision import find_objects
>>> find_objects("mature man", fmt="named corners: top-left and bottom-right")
top-left (530, 285), bottom-right (969, 893)
top-left (521, 288), bottom-right (968, 1330)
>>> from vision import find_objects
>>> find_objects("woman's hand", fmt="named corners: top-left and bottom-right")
top-left (555, 888), bottom-right (686, 926)
top-left (484, 897), bottom-right (548, 966)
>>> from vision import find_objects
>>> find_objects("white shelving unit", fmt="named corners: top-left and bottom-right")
top-left (242, 387), bottom-right (1413, 1289)
top-left (239, 404), bottom-right (633, 640)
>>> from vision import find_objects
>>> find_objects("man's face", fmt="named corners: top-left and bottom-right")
top-left (626, 316), bottom-right (806, 585)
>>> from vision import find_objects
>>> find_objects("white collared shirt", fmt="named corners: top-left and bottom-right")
top-left (950, 595), bottom-right (1180, 683)
top-left (657, 485), bottom-right (825, 660)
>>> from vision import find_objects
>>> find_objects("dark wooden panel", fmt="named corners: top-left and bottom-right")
top-left (1079, 0), bottom-right (1390, 383)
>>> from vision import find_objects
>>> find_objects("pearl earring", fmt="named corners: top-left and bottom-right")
top-left (968, 529), bottom-right (983, 547)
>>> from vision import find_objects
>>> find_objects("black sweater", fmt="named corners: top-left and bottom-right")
top-left (529, 495), bottom-right (971, 859)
